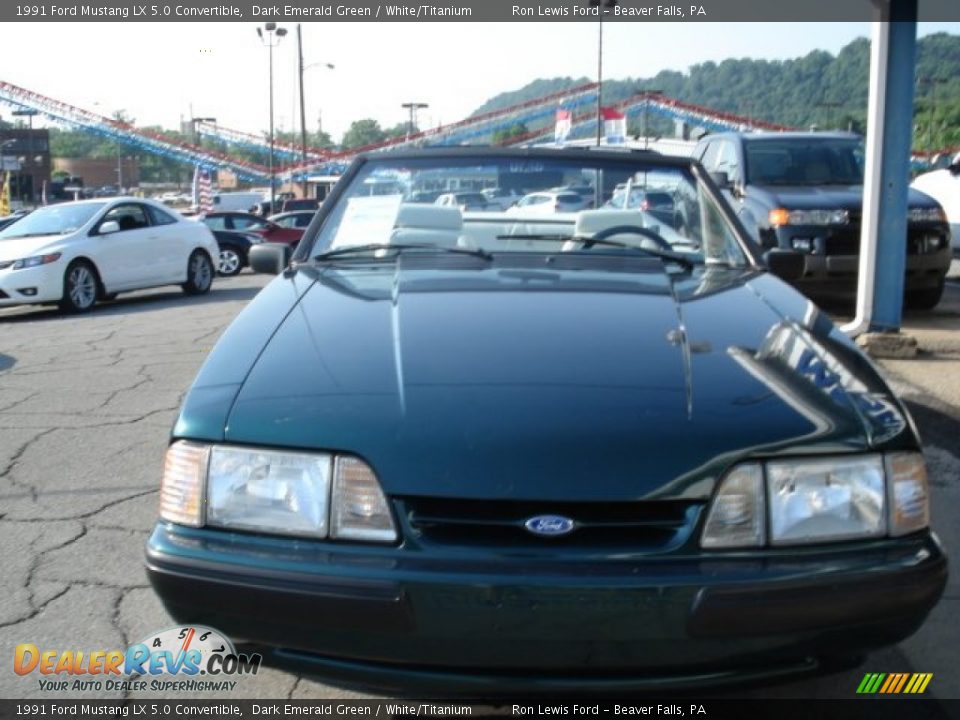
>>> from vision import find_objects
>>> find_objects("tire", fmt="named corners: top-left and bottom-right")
top-left (59, 260), bottom-right (99, 313)
top-left (182, 251), bottom-right (214, 295)
top-left (217, 246), bottom-right (244, 276)
top-left (905, 280), bottom-right (945, 311)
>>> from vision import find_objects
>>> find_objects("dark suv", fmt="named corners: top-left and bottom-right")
top-left (693, 131), bottom-right (952, 309)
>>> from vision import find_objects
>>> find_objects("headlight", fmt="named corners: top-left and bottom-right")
top-left (207, 445), bottom-right (332, 537)
top-left (701, 452), bottom-right (930, 549)
top-left (767, 456), bottom-right (885, 545)
top-left (12, 252), bottom-right (61, 270)
top-left (768, 208), bottom-right (849, 226)
top-left (908, 207), bottom-right (946, 223)
top-left (159, 441), bottom-right (398, 543)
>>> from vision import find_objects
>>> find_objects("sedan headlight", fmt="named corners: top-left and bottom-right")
top-left (908, 207), bottom-right (947, 224)
top-left (12, 252), bottom-right (61, 270)
top-left (159, 441), bottom-right (397, 543)
top-left (702, 452), bottom-right (929, 549)
top-left (769, 208), bottom-right (849, 226)
top-left (767, 456), bottom-right (885, 545)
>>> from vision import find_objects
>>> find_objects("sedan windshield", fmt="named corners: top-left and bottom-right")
top-left (311, 155), bottom-right (747, 266)
top-left (0, 202), bottom-right (107, 239)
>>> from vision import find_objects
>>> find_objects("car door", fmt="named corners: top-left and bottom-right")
top-left (145, 204), bottom-right (190, 282)
top-left (90, 203), bottom-right (156, 290)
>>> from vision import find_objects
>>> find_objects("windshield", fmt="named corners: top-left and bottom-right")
top-left (311, 155), bottom-right (747, 266)
top-left (0, 202), bottom-right (107, 239)
top-left (745, 138), bottom-right (864, 186)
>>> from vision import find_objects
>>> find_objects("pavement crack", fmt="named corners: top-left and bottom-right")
top-left (0, 584), bottom-right (71, 630)
top-left (0, 427), bottom-right (58, 502)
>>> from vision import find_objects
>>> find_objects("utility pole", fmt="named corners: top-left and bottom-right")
top-left (401, 102), bottom-right (429, 140)
top-left (297, 24), bottom-right (308, 197)
top-left (595, 21), bottom-right (603, 146)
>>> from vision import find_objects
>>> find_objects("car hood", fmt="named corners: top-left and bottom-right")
top-left (180, 258), bottom-right (914, 501)
top-left (752, 185), bottom-right (938, 211)
top-left (0, 234), bottom-right (68, 261)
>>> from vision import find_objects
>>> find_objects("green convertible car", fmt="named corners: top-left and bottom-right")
top-left (146, 147), bottom-right (946, 693)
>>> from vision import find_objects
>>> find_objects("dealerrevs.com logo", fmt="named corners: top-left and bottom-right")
top-left (14, 626), bottom-right (260, 693)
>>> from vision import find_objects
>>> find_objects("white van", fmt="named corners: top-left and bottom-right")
top-left (207, 192), bottom-right (265, 213)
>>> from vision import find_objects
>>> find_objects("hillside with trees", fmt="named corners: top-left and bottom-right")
top-left (472, 33), bottom-right (960, 152)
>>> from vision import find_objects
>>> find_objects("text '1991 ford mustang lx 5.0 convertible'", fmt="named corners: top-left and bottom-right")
top-left (146, 147), bottom-right (946, 694)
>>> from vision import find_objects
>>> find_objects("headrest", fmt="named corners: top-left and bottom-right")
top-left (573, 209), bottom-right (648, 237)
top-left (394, 204), bottom-right (462, 231)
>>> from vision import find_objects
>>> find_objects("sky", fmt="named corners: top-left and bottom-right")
top-left (1, 21), bottom-right (958, 141)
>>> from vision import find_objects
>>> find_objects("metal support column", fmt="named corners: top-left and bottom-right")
top-left (843, 0), bottom-right (918, 336)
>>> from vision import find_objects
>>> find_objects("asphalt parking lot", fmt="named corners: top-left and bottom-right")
top-left (1, 270), bottom-right (958, 702)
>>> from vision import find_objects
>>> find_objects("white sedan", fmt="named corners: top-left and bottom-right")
top-left (0, 197), bottom-right (219, 313)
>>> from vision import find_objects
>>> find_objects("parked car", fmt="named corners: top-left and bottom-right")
top-left (405, 190), bottom-right (442, 204)
top-left (481, 187), bottom-right (522, 210)
top-left (605, 185), bottom-right (676, 225)
top-left (212, 229), bottom-right (262, 276)
top-left (507, 189), bottom-right (592, 215)
top-left (199, 211), bottom-right (303, 247)
top-left (693, 131), bottom-right (952, 308)
top-left (911, 153), bottom-right (960, 257)
top-left (281, 198), bottom-right (320, 212)
top-left (147, 147), bottom-right (945, 693)
top-left (435, 191), bottom-right (489, 211)
top-left (0, 197), bottom-right (216, 312)
top-left (268, 210), bottom-right (317, 230)
top-left (0, 210), bottom-right (30, 232)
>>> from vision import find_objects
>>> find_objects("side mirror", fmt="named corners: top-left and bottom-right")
top-left (98, 220), bottom-right (120, 235)
top-left (949, 162), bottom-right (960, 176)
top-left (764, 248), bottom-right (806, 282)
top-left (249, 242), bottom-right (290, 274)
top-left (709, 171), bottom-right (732, 190)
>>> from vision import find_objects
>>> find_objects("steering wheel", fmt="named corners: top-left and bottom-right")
top-left (584, 224), bottom-right (674, 252)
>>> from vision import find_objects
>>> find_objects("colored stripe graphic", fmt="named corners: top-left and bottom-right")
top-left (858, 672), bottom-right (932, 694)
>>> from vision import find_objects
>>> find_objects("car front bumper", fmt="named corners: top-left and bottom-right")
top-left (145, 523), bottom-right (946, 693)
top-left (0, 263), bottom-right (64, 306)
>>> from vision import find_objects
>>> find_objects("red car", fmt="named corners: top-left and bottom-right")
top-left (201, 212), bottom-right (303, 247)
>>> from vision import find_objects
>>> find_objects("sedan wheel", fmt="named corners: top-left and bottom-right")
top-left (59, 261), bottom-right (98, 313)
top-left (182, 251), bottom-right (214, 295)
top-left (217, 247), bottom-right (243, 276)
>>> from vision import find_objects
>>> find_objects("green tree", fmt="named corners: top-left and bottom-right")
top-left (341, 119), bottom-right (387, 149)
top-left (491, 123), bottom-right (529, 145)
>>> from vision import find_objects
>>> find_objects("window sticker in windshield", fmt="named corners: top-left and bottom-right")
top-left (330, 195), bottom-right (403, 249)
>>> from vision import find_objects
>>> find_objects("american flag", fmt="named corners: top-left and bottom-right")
top-left (192, 165), bottom-right (214, 214)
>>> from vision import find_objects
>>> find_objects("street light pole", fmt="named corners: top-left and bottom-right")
top-left (297, 24), bottom-right (335, 197)
top-left (258, 23), bottom-right (288, 213)
top-left (642, 90), bottom-right (663, 150)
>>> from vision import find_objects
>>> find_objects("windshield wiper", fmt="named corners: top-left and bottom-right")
top-left (314, 243), bottom-right (492, 262)
top-left (496, 233), bottom-right (695, 270)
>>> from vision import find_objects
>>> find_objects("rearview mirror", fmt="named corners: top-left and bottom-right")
top-left (249, 243), bottom-right (290, 274)
top-left (764, 249), bottom-right (806, 282)
top-left (98, 220), bottom-right (120, 235)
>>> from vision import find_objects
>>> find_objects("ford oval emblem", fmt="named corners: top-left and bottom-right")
top-left (524, 514), bottom-right (576, 537)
